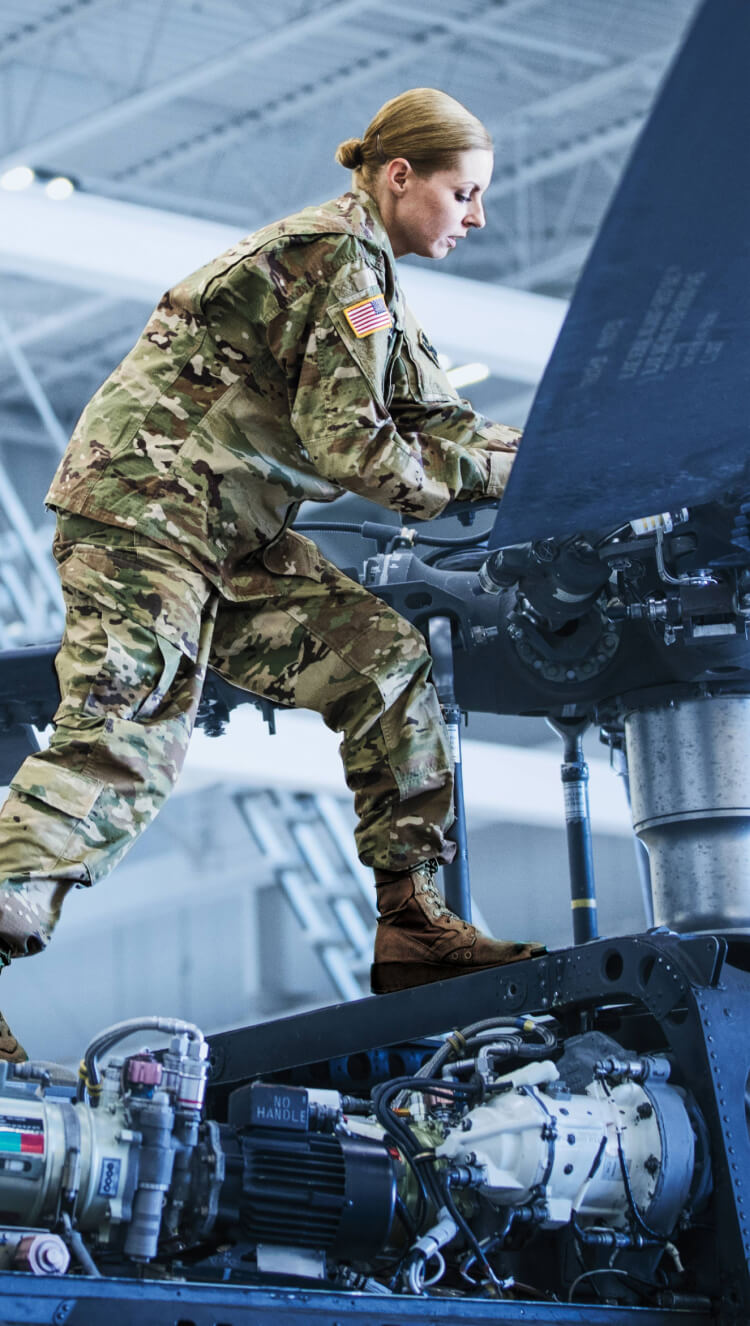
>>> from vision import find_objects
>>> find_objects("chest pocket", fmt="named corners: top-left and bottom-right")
top-left (400, 306), bottom-right (458, 404)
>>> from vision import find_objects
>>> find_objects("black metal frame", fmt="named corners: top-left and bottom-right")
top-left (206, 930), bottom-right (750, 1322)
top-left (0, 1268), bottom-right (713, 1326)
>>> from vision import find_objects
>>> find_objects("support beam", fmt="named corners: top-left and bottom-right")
top-left (497, 48), bottom-right (669, 128)
top-left (502, 239), bottom-right (592, 289)
top-left (0, 0), bottom-right (372, 176)
top-left (380, 1), bottom-right (610, 67)
top-left (120, 40), bottom-right (664, 206)
top-left (0, 185), bottom-right (568, 383)
top-left (490, 113), bottom-right (647, 201)
top-left (78, 48), bottom-right (668, 229)
top-left (120, 2), bottom-right (503, 185)
top-left (0, 326), bottom-right (143, 407)
top-left (6, 294), bottom-right (118, 353)
top-left (77, 173), bottom-right (255, 229)
top-left (0, 0), bottom-right (119, 65)
top-left (0, 313), bottom-right (68, 451)
top-left (0, 457), bottom-right (62, 609)
top-left (478, 50), bottom-right (668, 205)
top-left (0, 184), bottom-right (234, 299)
top-left (0, 427), bottom-right (53, 450)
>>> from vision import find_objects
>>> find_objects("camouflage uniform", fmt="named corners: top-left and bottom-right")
top-left (0, 189), bottom-right (519, 941)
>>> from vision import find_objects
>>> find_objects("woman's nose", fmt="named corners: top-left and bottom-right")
top-left (465, 199), bottom-right (486, 229)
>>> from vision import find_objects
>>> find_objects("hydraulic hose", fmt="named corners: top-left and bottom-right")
top-left (79, 1017), bottom-right (204, 1104)
top-left (294, 520), bottom-right (491, 549)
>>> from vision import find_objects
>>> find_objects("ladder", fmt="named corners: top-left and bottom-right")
top-left (235, 789), bottom-right (376, 1002)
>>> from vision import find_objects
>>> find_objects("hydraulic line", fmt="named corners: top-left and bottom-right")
top-left (294, 520), bottom-right (492, 549)
top-left (79, 1017), bottom-right (205, 1104)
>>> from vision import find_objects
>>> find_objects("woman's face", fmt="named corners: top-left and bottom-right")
top-left (383, 148), bottom-right (493, 260)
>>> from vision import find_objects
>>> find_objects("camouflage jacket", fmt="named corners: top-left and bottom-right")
top-left (46, 189), bottom-right (520, 598)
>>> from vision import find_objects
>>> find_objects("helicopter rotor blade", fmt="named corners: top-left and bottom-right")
top-left (490, 0), bottom-right (750, 549)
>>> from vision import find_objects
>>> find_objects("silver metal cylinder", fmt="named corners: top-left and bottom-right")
top-left (624, 694), bottom-right (750, 932)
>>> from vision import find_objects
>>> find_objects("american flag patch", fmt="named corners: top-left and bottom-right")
top-left (343, 295), bottom-right (392, 338)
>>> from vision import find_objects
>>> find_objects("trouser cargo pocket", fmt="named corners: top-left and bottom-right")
top-left (0, 531), bottom-right (214, 888)
top-left (0, 755), bottom-right (105, 882)
top-left (10, 756), bottom-right (103, 817)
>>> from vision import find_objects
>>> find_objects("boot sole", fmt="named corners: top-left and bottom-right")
top-left (371, 954), bottom-right (538, 995)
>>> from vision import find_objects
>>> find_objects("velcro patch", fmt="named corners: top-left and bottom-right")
top-left (343, 295), bottom-right (393, 338)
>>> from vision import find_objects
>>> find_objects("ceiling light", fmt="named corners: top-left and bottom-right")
top-left (0, 165), bottom-right (35, 192)
top-left (447, 361), bottom-right (491, 389)
top-left (45, 175), bottom-right (74, 201)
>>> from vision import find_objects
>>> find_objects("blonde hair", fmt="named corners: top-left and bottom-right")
top-left (335, 88), bottom-right (492, 187)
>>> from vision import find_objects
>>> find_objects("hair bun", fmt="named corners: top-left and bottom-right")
top-left (335, 137), bottom-right (364, 169)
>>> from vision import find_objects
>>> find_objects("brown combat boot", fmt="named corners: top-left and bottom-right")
top-left (371, 861), bottom-right (546, 994)
top-left (0, 1008), bottom-right (27, 1063)
top-left (0, 879), bottom-right (74, 957)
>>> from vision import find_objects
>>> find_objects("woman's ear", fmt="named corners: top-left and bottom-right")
top-left (385, 157), bottom-right (412, 195)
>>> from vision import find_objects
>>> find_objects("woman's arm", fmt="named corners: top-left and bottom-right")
top-left (286, 252), bottom-right (518, 518)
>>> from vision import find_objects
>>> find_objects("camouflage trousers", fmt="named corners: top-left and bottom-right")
top-left (0, 515), bottom-right (454, 908)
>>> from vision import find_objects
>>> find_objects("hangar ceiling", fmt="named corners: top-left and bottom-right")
top-left (0, 0), bottom-right (699, 644)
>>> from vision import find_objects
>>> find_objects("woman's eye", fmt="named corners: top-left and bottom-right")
top-left (455, 193), bottom-right (471, 203)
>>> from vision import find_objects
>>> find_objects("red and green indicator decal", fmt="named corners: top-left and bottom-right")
top-left (0, 1115), bottom-right (44, 1156)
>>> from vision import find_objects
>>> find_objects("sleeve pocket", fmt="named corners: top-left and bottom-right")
top-left (10, 757), bottom-right (103, 820)
top-left (326, 298), bottom-right (393, 404)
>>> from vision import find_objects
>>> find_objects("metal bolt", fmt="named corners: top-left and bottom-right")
top-left (15, 1234), bottom-right (70, 1277)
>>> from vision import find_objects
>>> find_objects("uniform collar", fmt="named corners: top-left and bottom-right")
top-left (334, 188), bottom-right (403, 325)
top-left (325, 189), bottom-right (392, 258)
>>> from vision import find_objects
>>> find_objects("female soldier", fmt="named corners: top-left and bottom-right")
top-left (0, 87), bottom-right (543, 1059)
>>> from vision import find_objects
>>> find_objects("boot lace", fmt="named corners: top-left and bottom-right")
top-left (416, 863), bottom-right (472, 932)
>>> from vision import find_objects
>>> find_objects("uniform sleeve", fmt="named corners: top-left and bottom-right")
top-left (286, 257), bottom-right (519, 519)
